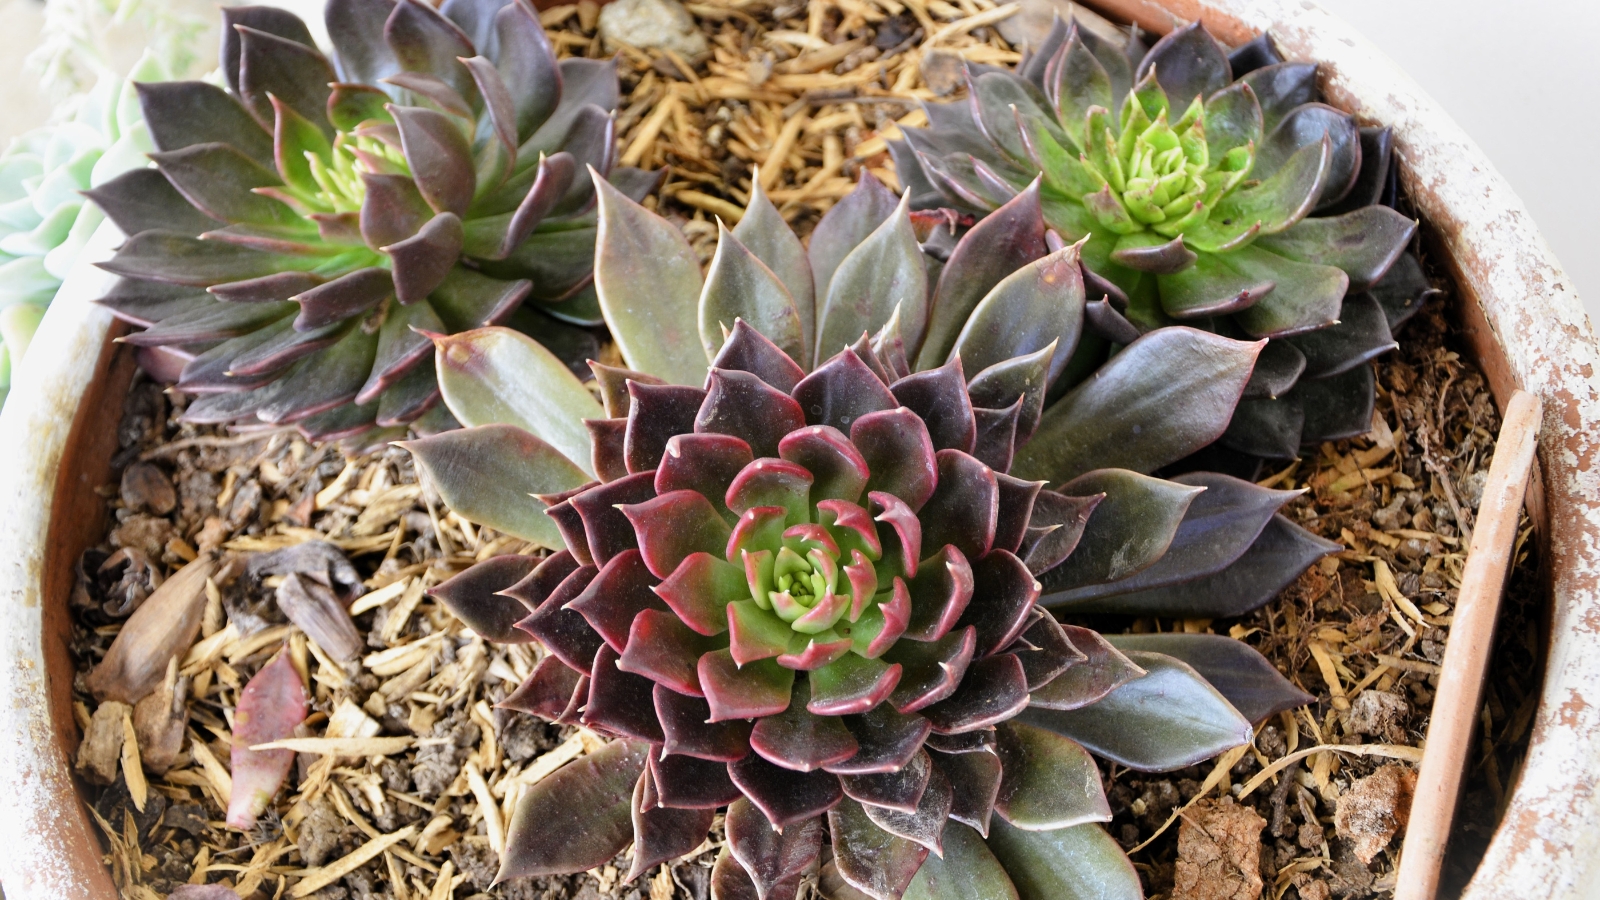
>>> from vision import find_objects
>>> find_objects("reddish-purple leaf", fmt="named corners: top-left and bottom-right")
top-left (931, 749), bottom-right (1002, 836)
top-left (890, 359), bottom-right (976, 454)
top-left (779, 425), bottom-right (869, 505)
top-left (793, 349), bottom-right (897, 433)
top-left (726, 798), bottom-right (823, 900)
top-left (776, 633), bottom-right (854, 671)
top-left (862, 760), bottom-right (952, 855)
top-left (697, 369), bottom-right (808, 460)
top-left (726, 458), bottom-right (813, 524)
top-left (699, 650), bottom-right (794, 722)
top-left (617, 609), bottom-right (716, 696)
top-left (991, 473), bottom-right (1043, 557)
top-left (904, 545), bottom-right (974, 642)
top-left (499, 655), bottom-right (583, 719)
top-left (831, 703), bottom-right (932, 775)
top-left (956, 550), bottom-right (1040, 658)
top-left (385, 211), bottom-right (462, 305)
top-left (649, 750), bottom-right (744, 809)
top-left (516, 564), bottom-right (602, 674)
top-left (654, 684), bottom-right (754, 762)
top-left (654, 551), bottom-right (743, 636)
top-left (919, 449), bottom-right (999, 563)
top-left (851, 409), bottom-right (937, 512)
top-left (499, 740), bottom-right (648, 879)
top-left (589, 360), bottom-right (663, 418)
top-left (751, 681), bottom-right (860, 772)
top-left (627, 766), bottom-right (716, 881)
top-left (226, 650), bottom-right (307, 830)
top-left (567, 549), bottom-right (666, 651)
top-left (729, 754), bottom-right (844, 830)
top-left (501, 548), bottom-right (581, 612)
top-left (923, 653), bottom-right (1030, 734)
top-left (625, 382), bottom-right (706, 473)
top-left (291, 267), bottom-right (392, 331)
top-left (583, 643), bottom-right (664, 742)
top-left (829, 798), bottom-right (929, 900)
top-left (622, 490), bottom-right (734, 579)
top-left (840, 748), bottom-right (932, 814)
top-left (656, 433), bottom-right (754, 519)
top-left (587, 417), bottom-right (629, 482)
top-left (426, 553), bottom-right (539, 642)
top-left (713, 319), bottom-right (808, 394)
top-left (887, 626), bottom-right (976, 714)
top-left (1008, 609), bottom-right (1084, 690)
top-left (570, 471), bottom-right (656, 567)
top-left (359, 172), bottom-right (433, 249)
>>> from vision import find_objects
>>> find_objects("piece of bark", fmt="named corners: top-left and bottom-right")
top-left (1173, 796), bottom-right (1267, 900)
top-left (76, 701), bottom-right (130, 785)
top-left (275, 572), bottom-right (363, 661)
top-left (120, 461), bottom-right (177, 515)
top-left (131, 656), bottom-right (188, 774)
top-left (86, 556), bottom-right (214, 704)
top-left (1335, 763), bottom-right (1417, 863)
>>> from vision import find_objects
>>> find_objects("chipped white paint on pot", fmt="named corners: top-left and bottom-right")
top-left (1, 2), bottom-right (1597, 895)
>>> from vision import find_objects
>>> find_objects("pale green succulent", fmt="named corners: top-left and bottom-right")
top-left (0, 53), bottom-right (171, 404)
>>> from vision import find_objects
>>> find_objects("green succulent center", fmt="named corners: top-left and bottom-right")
top-left (768, 546), bottom-right (838, 626)
top-left (300, 131), bottom-right (409, 215)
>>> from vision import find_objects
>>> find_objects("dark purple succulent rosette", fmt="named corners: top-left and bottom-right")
top-left (892, 19), bottom-right (1439, 466)
top-left (85, 0), bottom-right (651, 449)
top-left (407, 171), bottom-right (1331, 898)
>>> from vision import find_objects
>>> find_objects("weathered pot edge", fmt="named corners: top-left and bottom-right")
top-left (1088, 1), bottom-right (1600, 895)
top-left (0, 219), bottom-right (126, 900)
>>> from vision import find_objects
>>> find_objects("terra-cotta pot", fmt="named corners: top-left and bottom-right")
top-left (1, 1), bottom-right (1596, 897)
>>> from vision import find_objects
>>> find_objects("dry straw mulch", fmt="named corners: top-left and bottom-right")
top-left (62, 1), bottom-right (1543, 899)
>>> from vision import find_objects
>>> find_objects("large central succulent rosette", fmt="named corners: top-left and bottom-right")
top-left (893, 20), bottom-right (1438, 462)
top-left (85, 0), bottom-right (650, 447)
top-left (406, 173), bottom-right (1334, 899)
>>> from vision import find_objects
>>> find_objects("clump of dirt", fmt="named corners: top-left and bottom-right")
top-left (1173, 798), bottom-right (1268, 900)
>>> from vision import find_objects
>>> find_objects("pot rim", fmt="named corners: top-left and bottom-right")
top-left (1, 2), bottom-right (1597, 897)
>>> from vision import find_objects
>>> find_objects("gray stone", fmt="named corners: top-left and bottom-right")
top-left (598, 0), bottom-right (709, 61)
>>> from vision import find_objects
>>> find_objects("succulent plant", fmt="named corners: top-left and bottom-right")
top-left (892, 20), bottom-right (1438, 462)
top-left (402, 171), bottom-right (1332, 898)
top-left (86, 0), bottom-right (652, 448)
top-left (0, 54), bottom-right (171, 407)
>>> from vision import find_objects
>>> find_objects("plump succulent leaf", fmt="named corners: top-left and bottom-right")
top-left (226, 650), bottom-right (307, 830)
top-left (404, 424), bottom-right (587, 548)
top-left (903, 821), bottom-right (1018, 900)
top-left (1104, 633), bottom-right (1312, 722)
top-left (499, 740), bottom-right (648, 879)
top-left (984, 820), bottom-right (1142, 900)
top-left (1020, 651), bottom-right (1253, 771)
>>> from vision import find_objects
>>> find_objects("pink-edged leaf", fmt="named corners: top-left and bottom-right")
top-left (499, 655), bottom-right (583, 719)
top-left (654, 684), bottom-right (754, 762)
top-left (713, 319), bottom-right (808, 394)
top-left (828, 798), bottom-right (929, 900)
top-left (516, 564), bottom-right (603, 674)
top-left (1027, 625), bottom-right (1145, 710)
top-left (808, 654), bottom-right (902, 717)
top-left (922, 652), bottom-right (1030, 734)
top-left (567, 549), bottom-right (667, 651)
top-left (920, 449), bottom-right (999, 564)
top-left (848, 576), bottom-right (911, 660)
top-left (779, 425), bottom-right (869, 505)
top-left (729, 754), bottom-right (844, 830)
top-left (628, 764), bottom-right (716, 881)
top-left (886, 626), bottom-right (977, 714)
top-left (583, 643), bottom-right (665, 742)
top-left (889, 359), bottom-right (976, 454)
top-left (1020, 491), bottom-right (1102, 576)
top-left (618, 609), bottom-right (717, 696)
top-left (869, 492), bottom-right (923, 579)
top-left (993, 721), bottom-right (1110, 830)
top-left (904, 545), bottom-right (975, 642)
top-left (657, 432), bottom-right (754, 520)
top-left (728, 600), bottom-right (794, 666)
top-left (726, 797), bottom-right (823, 899)
top-left (837, 549), bottom-right (880, 622)
top-left (623, 490), bottom-right (734, 579)
top-left (289, 267), bottom-right (391, 331)
top-left (648, 750), bottom-right (744, 810)
top-left (359, 171), bottom-right (431, 249)
top-left (655, 551), bottom-right (744, 636)
top-left (227, 650), bottom-right (307, 830)
top-left (751, 680), bottom-right (860, 772)
top-left (840, 748), bottom-right (932, 814)
top-left (499, 739), bottom-right (649, 879)
top-left (587, 418), bottom-right (629, 483)
top-left (851, 409), bottom-right (937, 512)
top-left (713, 849), bottom-right (765, 900)
top-left (699, 649), bottom-right (795, 722)
top-left (992, 473), bottom-right (1044, 557)
top-left (819, 502), bottom-right (881, 564)
top-left (426, 554), bottom-right (540, 642)
top-left (793, 348), bottom-right (898, 433)
top-left (862, 760), bottom-right (952, 855)
top-left (570, 470), bottom-right (657, 567)
top-left (931, 749), bottom-right (1003, 836)
top-left (726, 458), bottom-right (813, 525)
top-left (955, 550), bottom-right (1041, 658)
top-left (830, 703), bottom-right (931, 775)
top-left (729, 505), bottom-right (789, 562)
top-left (625, 382), bottom-right (706, 473)
top-left (698, 369), bottom-right (808, 460)
top-left (776, 632), bottom-right (854, 671)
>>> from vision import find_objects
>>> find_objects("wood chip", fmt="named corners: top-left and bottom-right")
top-left (466, 760), bottom-right (505, 854)
top-left (289, 826), bottom-right (417, 897)
top-left (190, 738), bottom-right (233, 807)
top-left (251, 736), bottom-right (414, 757)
